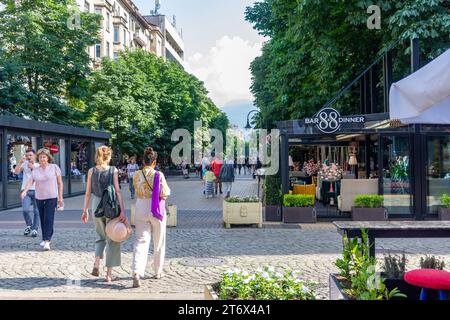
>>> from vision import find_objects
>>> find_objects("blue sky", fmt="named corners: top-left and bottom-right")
top-left (133, 0), bottom-right (266, 112)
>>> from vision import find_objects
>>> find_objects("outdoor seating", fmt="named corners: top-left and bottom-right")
top-left (293, 184), bottom-right (316, 197)
top-left (404, 269), bottom-right (450, 300)
top-left (337, 179), bottom-right (378, 212)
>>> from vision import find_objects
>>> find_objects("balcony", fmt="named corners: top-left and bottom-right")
top-left (113, 15), bottom-right (127, 28)
top-left (133, 28), bottom-right (147, 47)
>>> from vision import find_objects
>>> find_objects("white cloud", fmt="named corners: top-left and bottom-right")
top-left (186, 36), bottom-right (263, 107)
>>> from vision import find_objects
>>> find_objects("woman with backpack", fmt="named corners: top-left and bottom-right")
top-left (131, 147), bottom-right (171, 288)
top-left (81, 145), bottom-right (127, 283)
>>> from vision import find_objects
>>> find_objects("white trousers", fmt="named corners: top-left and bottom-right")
top-left (132, 199), bottom-right (166, 277)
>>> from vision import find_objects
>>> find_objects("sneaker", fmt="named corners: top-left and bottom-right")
top-left (24, 226), bottom-right (31, 236)
top-left (43, 242), bottom-right (50, 251)
top-left (40, 241), bottom-right (45, 247)
top-left (31, 230), bottom-right (38, 238)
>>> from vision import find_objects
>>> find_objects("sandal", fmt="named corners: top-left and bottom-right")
top-left (105, 274), bottom-right (117, 283)
top-left (91, 267), bottom-right (100, 277)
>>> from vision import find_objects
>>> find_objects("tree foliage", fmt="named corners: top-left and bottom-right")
top-left (0, 0), bottom-right (101, 124)
top-left (87, 50), bottom-right (229, 162)
top-left (246, 0), bottom-right (450, 128)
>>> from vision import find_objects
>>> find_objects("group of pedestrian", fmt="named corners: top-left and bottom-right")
top-left (17, 145), bottom-right (170, 287)
top-left (201, 153), bottom-right (235, 199)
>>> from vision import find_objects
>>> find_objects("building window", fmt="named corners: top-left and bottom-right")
top-left (106, 12), bottom-right (110, 32)
top-left (95, 6), bottom-right (102, 15)
top-left (106, 41), bottom-right (110, 57)
top-left (124, 13), bottom-right (128, 25)
top-left (84, 0), bottom-right (90, 12)
top-left (123, 30), bottom-right (127, 46)
top-left (95, 43), bottom-right (101, 59)
top-left (113, 51), bottom-right (119, 60)
top-left (114, 26), bottom-right (120, 43)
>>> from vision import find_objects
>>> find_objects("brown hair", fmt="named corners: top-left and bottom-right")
top-left (36, 148), bottom-right (53, 163)
top-left (95, 145), bottom-right (112, 166)
top-left (143, 147), bottom-right (157, 166)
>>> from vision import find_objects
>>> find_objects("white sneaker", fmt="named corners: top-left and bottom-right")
top-left (43, 242), bottom-right (50, 251)
top-left (40, 241), bottom-right (45, 247)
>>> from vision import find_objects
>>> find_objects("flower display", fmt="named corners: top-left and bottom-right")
top-left (302, 159), bottom-right (320, 176)
top-left (318, 163), bottom-right (343, 181)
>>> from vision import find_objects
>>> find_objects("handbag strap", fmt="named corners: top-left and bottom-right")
top-left (142, 170), bottom-right (153, 191)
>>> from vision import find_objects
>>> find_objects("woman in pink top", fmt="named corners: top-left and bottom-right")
top-left (21, 148), bottom-right (64, 251)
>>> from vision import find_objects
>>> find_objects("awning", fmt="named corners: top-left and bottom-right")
top-left (389, 48), bottom-right (450, 124)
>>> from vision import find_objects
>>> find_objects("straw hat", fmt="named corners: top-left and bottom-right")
top-left (105, 218), bottom-right (132, 243)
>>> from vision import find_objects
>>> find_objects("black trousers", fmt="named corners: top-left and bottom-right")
top-left (36, 198), bottom-right (57, 241)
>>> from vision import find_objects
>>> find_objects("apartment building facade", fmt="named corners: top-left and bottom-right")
top-left (76, 0), bottom-right (171, 67)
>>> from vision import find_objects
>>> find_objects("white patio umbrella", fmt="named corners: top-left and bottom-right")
top-left (390, 48), bottom-right (450, 124)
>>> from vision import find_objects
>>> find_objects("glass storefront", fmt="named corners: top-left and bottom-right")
top-left (381, 135), bottom-right (413, 215)
top-left (426, 136), bottom-right (450, 215)
top-left (71, 139), bottom-right (90, 194)
top-left (43, 137), bottom-right (69, 196)
top-left (6, 134), bottom-right (39, 206)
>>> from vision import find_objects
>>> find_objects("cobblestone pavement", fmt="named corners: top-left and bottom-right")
top-left (1, 174), bottom-right (450, 300)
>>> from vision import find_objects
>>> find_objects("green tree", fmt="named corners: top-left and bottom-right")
top-left (0, 0), bottom-right (100, 123)
top-left (246, 0), bottom-right (450, 127)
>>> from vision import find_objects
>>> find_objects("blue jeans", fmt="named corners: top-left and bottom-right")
top-left (129, 176), bottom-right (135, 198)
top-left (36, 198), bottom-right (57, 241)
top-left (22, 190), bottom-right (40, 231)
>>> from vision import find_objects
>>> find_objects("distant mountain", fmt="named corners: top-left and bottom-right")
top-left (221, 101), bottom-right (257, 128)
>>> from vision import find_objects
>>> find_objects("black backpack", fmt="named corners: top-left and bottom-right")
top-left (94, 167), bottom-right (120, 219)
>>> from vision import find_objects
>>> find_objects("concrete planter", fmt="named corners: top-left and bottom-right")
top-left (167, 205), bottom-right (177, 227)
top-left (223, 201), bottom-right (263, 229)
top-left (352, 207), bottom-right (388, 221)
top-left (439, 208), bottom-right (450, 221)
top-left (265, 205), bottom-right (282, 222)
top-left (329, 274), bottom-right (351, 300)
top-left (204, 284), bottom-right (220, 300)
top-left (283, 207), bottom-right (317, 224)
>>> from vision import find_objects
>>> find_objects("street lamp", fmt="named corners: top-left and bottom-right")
top-left (245, 110), bottom-right (260, 130)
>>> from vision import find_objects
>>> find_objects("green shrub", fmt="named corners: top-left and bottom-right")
top-left (264, 175), bottom-right (282, 206)
top-left (441, 194), bottom-right (450, 208)
top-left (226, 196), bottom-right (260, 203)
top-left (283, 194), bottom-right (314, 207)
top-left (420, 256), bottom-right (445, 270)
top-left (382, 253), bottom-right (407, 279)
top-left (354, 195), bottom-right (384, 208)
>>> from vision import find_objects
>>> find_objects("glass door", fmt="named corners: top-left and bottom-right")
top-left (426, 136), bottom-right (450, 215)
top-left (381, 135), bottom-right (413, 216)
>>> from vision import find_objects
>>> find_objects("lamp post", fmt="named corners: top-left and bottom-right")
top-left (245, 110), bottom-right (260, 130)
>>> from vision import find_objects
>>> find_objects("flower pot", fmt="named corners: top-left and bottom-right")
top-left (439, 208), bottom-right (450, 221)
top-left (204, 284), bottom-right (220, 300)
top-left (223, 201), bottom-right (263, 229)
top-left (283, 206), bottom-right (317, 224)
top-left (352, 207), bottom-right (388, 221)
top-left (329, 274), bottom-right (350, 300)
top-left (167, 205), bottom-right (177, 227)
top-left (265, 205), bottom-right (282, 222)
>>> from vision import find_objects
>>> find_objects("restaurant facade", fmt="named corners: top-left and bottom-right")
top-left (0, 114), bottom-right (111, 209)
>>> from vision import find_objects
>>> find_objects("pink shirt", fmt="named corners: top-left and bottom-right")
top-left (32, 164), bottom-right (62, 200)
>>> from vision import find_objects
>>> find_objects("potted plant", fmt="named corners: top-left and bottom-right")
top-left (439, 194), bottom-right (450, 220)
top-left (205, 267), bottom-right (316, 300)
top-left (352, 195), bottom-right (388, 221)
top-left (420, 255), bottom-right (446, 270)
top-left (264, 175), bottom-right (282, 222)
top-left (330, 230), bottom-right (405, 300)
top-left (381, 253), bottom-right (420, 300)
top-left (283, 194), bottom-right (316, 224)
top-left (223, 196), bottom-right (262, 229)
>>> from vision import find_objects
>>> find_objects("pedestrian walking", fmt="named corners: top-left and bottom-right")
top-left (211, 154), bottom-right (223, 195)
top-left (81, 145), bottom-right (127, 283)
top-left (127, 157), bottom-right (139, 199)
top-left (219, 156), bottom-right (235, 199)
top-left (15, 149), bottom-right (40, 237)
top-left (131, 147), bottom-right (171, 288)
top-left (20, 148), bottom-right (64, 251)
top-left (203, 165), bottom-right (216, 198)
top-left (201, 155), bottom-right (210, 180)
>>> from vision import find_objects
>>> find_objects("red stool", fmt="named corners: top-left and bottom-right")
top-left (404, 269), bottom-right (450, 300)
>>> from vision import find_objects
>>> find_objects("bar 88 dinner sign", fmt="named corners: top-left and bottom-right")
top-left (305, 107), bottom-right (366, 134)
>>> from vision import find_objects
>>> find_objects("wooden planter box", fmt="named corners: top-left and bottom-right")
top-left (439, 208), bottom-right (450, 221)
top-left (352, 207), bottom-right (388, 221)
top-left (283, 207), bottom-right (317, 224)
top-left (223, 201), bottom-right (263, 229)
top-left (167, 205), bottom-right (177, 227)
top-left (204, 284), bottom-right (220, 300)
top-left (265, 205), bottom-right (282, 222)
